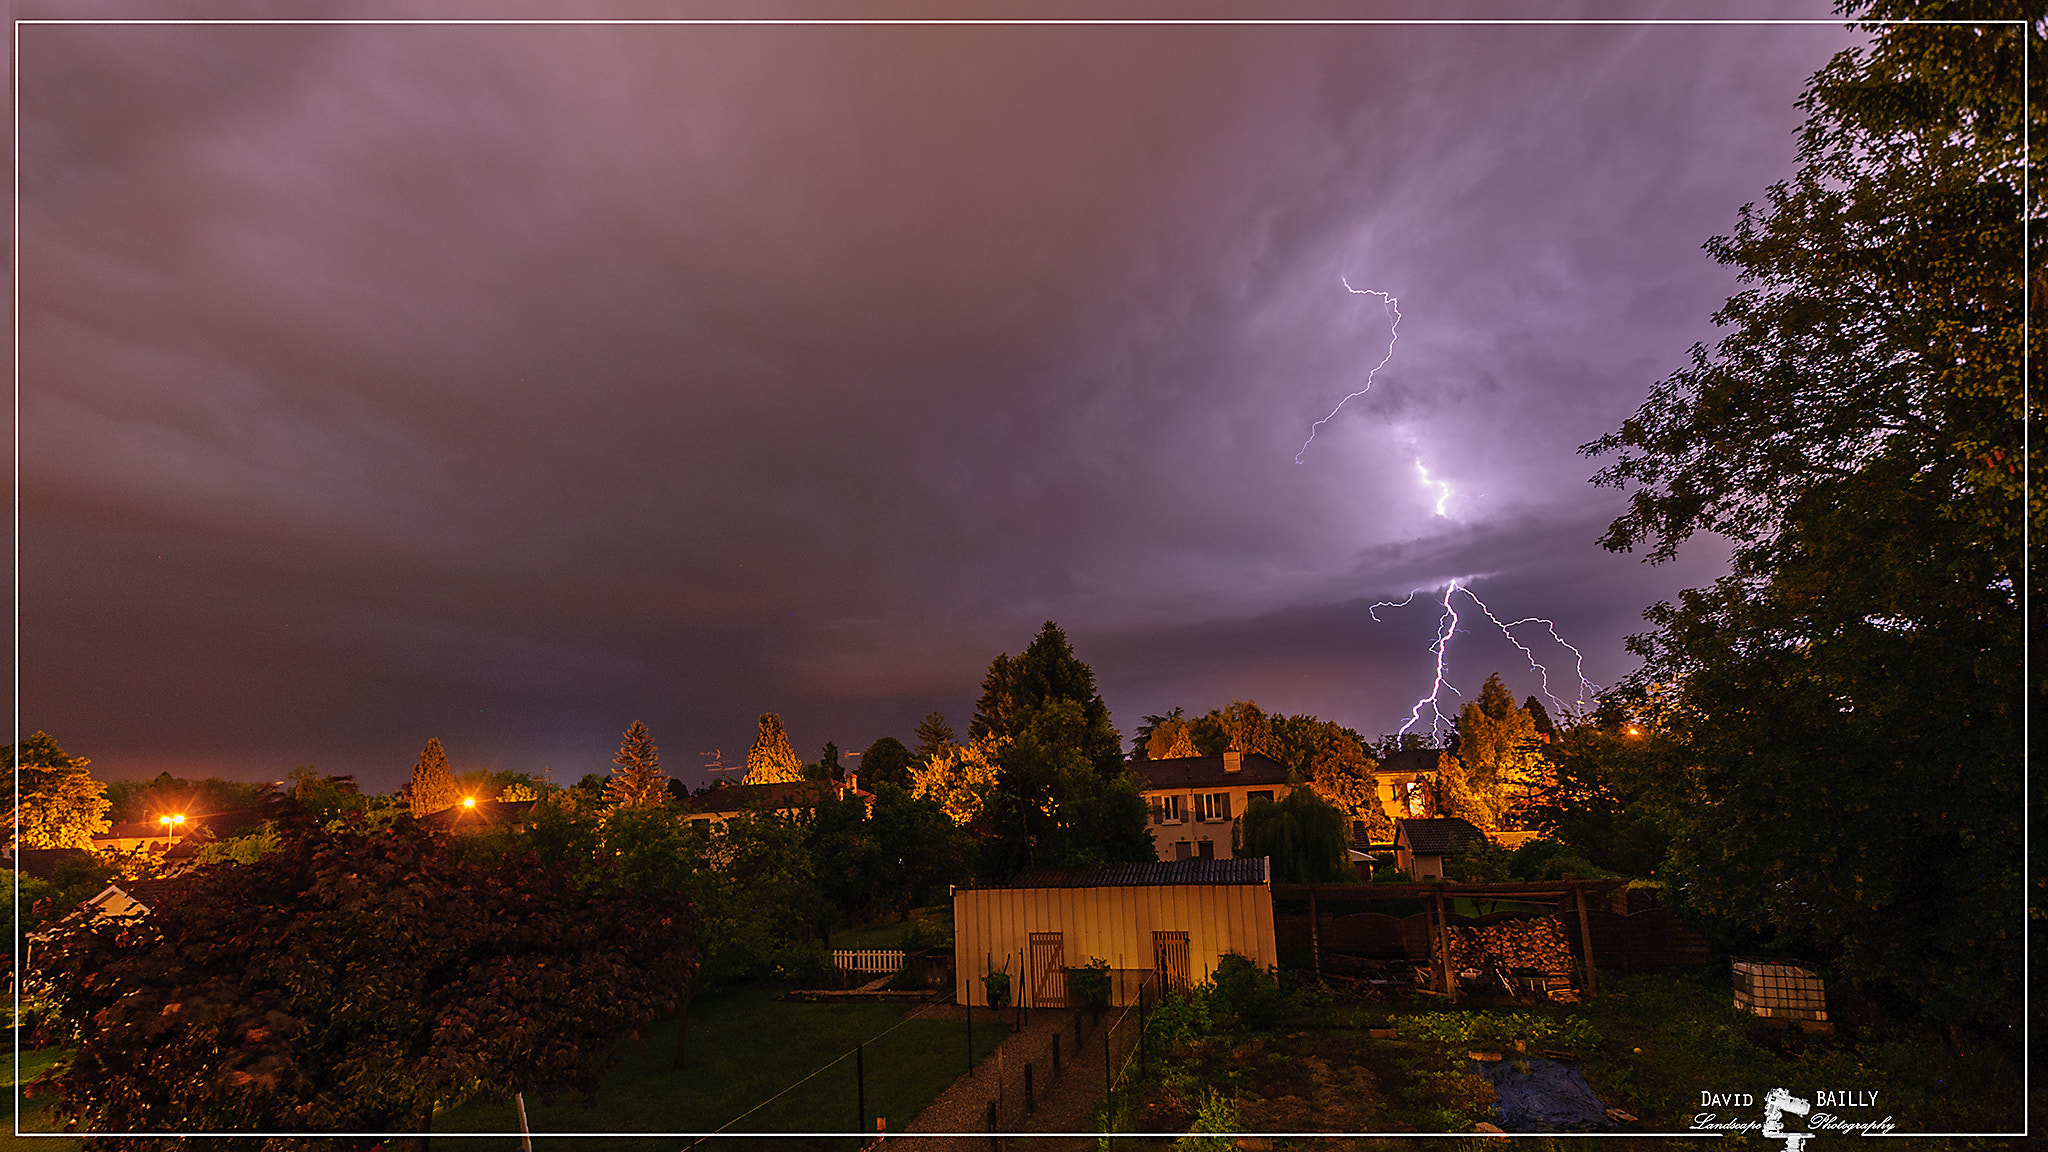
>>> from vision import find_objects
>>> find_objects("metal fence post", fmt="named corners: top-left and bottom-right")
top-left (856, 1042), bottom-right (865, 1138)
top-left (1024, 1061), bottom-right (1034, 1114)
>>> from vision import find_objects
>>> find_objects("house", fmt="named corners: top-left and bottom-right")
top-left (683, 775), bottom-right (874, 831)
top-left (417, 798), bottom-right (542, 835)
top-left (1393, 817), bottom-right (1488, 879)
top-left (1372, 747), bottom-right (1451, 823)
top-left (91, 818), bottom-right (188, 855)
top-left (1127, 751), bottom-right (1291, 862)
top-left (952, 857), bottom-right (1277, 1007)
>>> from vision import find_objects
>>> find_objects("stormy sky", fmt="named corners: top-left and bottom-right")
top-left (16, 3), bottom-right (1866, 792)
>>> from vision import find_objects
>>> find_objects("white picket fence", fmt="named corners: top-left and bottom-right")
top-left (833, 948), bottom-right (906, 974)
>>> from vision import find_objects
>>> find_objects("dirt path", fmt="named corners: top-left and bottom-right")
top-left (896, 1003), bottom-right (1127, 1152)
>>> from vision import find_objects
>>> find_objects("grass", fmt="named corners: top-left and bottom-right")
top-left (4, 1049), bottom-right (79, 1152)
top-left (433, 985), bottom-right (989, 1149)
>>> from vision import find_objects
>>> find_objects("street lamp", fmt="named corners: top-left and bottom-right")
top-left (462, 797), bottom-right (477, 808)
top-left (158, 814), bottom-right (185, 830)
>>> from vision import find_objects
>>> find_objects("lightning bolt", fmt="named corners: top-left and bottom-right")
top-left (1458, 590), bottom-right (1601, 714)
top-left (1414, 459), bottom-right (1453, 517)
top-left (1295, 279), bottom-right (1400, 463)
top-left (1376, 579), bottom-right (1603, 736)
top-left (1398, 581), bottom-right (1464, 738)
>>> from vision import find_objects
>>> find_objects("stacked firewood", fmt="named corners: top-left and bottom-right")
top-left (1436, 917), bottom-right (1575, 976)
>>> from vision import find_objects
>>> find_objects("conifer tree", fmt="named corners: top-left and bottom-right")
top-left (743, 713), bottom-right (804, 784)
top-left (407, 738), bottom-right (461, 818)
top-left (606, 720), bottom-right (668, 809)
top-left (912, 712), bottom-right (956, 761)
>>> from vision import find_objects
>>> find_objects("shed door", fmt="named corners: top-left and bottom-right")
top-left (1029, 932), bottom-right (1068, 1008)
top-left (1153, 930), bottom-right (1191, 995)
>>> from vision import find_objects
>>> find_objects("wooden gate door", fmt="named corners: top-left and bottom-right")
top-left (1153, 930), bottom-right (1191, 994)
top-left (1029, 932), bottom-right (1068, 1008)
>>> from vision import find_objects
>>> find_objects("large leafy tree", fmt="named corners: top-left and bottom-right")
top-left (853, 736), bottom-right (914, 789)
top-left (1235, 788), bottom-right (1354, 884)
top-left (30, 815), bottom-right (696, 1147)
top-left (1582, 1), bottom-right (2035, 1038)
top-left (6, 731), bottom-right (110, 850)
top-left (605, 720), bottom-right (668, 809)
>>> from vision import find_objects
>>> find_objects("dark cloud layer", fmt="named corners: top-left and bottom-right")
top-left (19, 6), bottom-right (1860, 790)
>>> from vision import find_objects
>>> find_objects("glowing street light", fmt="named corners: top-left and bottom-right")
top-left (158, 814), bottom-right (185, 829)
top-left (462, 797), bottom-right (477, 808)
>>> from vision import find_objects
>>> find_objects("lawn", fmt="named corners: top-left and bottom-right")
top-left (4, 1048), bottom-right (79, 1152)
top-left (434, 985), bottom-right (989, 1149)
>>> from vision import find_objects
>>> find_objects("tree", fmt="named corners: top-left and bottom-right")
top-left (1235, 788), bottom-right (1353, 884)
top-left (856, 736), bottom-right (917, 790)
top-left (909, 737), bottom-right (1004, 827)
top-left (6, 732), bottom-right (110, 850)
top-left (1523, 706), bottom-right (1674, 879)
top-left (743, 713), bottom-right (804, 784)
top-left (1454, 674), bottom-right (1545, 826)
top-left (407, 738), bottom-right (461, 818)
top-left (1581, 1), bottom-right (2033, 1040)
top-left (30, 814), bottom-right (697, 1146)
top-left (911, 712), bottom-right (956, 761)
top-left (606, 720), bottom-right (668, 809)
top-left (1131, 708), bottom-right (1197, 760)
top-left (976, 622), bottom-right (1124, 777)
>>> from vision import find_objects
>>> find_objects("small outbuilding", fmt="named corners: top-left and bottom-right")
top-left (953, 857), bottom-right (1277, 1008)
top-left (1393, 817), bottom-right (1488, 879)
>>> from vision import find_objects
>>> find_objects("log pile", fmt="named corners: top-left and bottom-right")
top-left (1435, 916), bottom-right (1576, 982)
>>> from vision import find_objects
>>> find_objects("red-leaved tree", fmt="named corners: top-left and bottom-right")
top-left (29, 813), bottom-right (697, 1150)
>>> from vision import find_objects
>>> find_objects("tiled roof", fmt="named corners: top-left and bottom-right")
top-left (996, 857), bottom-right (1270, 889)
top-left (1375, 748), bottom-right (1447, 777)
top-left (1127, 752), bottom-right (1290, 790)
top-left (418, 799), bottom-right (540, 831)
top-left (1395, 817), bottom-right (1487, 856)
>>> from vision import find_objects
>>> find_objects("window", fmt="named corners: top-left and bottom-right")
top-left (1198, 792), bottom-right (1232, 822)
top-left (1155, 795), bottom-right (1185, 824)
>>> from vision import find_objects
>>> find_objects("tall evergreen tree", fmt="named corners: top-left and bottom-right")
top-left (6, 732), bottom-right (110, 850)
top-left (912, 712), bottom-right (956, 761)
top-left (606, 721), bottom-right (668, 809)
top-left (743, 713), bottom-right (804, 784)
top-left (407, 738), bottom-right (461, 818)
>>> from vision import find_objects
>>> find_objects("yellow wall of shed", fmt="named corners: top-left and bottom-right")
top-left (952, 882), bottom-right (1276, 1006)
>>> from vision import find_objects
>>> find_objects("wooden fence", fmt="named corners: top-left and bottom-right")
top-left (833, 949), bottom-right (905, 974)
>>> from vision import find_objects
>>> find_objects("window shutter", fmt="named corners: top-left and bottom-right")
top-left (1220, 793), bottom-right (1232, 820)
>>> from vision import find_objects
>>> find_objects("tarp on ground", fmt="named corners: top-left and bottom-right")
top-left (1471, 1055), bottom-right (1615, 1132)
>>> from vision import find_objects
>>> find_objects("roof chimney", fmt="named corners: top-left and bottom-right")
top-left (1223, 750), bottom-right (1243, 773)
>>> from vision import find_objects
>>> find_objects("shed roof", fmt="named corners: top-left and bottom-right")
top-left (1395, 817), bottom-right (1487, 856)
top-left (1127, 752), bottom-right (1289, 789)
top-left (989, 857), bottom-right (1270, 890)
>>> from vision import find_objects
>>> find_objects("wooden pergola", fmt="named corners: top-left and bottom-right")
top-left (1271, 879), bottom-right (1627, 1002)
